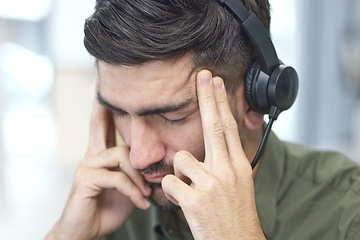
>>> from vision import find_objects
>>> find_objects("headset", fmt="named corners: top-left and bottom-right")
top-left (216, 0), bottom-right (299, 169)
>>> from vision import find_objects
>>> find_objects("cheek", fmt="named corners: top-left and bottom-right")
top-left (179, 126), bottom-right (205, 161)
top-left (163, 119), bottom-right (205, 162)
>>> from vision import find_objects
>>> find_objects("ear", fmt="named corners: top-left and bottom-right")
top-left (230, 83), bottom-right (264, 131)
top-left (244, 108), bottom-right (264, 130)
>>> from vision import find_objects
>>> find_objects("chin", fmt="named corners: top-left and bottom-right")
top-left (147, 183), bottom-right (181, 211)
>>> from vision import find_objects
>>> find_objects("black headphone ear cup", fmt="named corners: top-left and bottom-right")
top-left (268, 64), bottom-right (299, 112)
top-left (245, 61), bottom-right (261, 113)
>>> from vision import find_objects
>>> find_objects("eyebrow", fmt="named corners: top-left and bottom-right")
top-left (97, 92), bottom-right (127, 115)
top-left (97, 92), bottom-right (195, 117)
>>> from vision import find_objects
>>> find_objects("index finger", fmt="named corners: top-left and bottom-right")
top-left (196, 70), bottom-right (230, 170)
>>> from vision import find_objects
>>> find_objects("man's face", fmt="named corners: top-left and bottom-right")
top-left (97, 54), bottom-right (206, 209)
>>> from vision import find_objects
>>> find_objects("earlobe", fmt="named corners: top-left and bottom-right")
top-left (244, 109), bottom-right (264, 130)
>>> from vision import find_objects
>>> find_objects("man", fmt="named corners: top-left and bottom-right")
top-left (46, 0), bottom-right (360, 239)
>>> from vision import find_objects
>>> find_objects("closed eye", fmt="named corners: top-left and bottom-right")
top-left (160, 115), bottom-right (187, 125)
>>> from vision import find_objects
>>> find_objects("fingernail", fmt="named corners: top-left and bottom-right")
top-left (197, 70), bottom-right (211, 86)
top-left (213, 77), bottom-right (224, 91)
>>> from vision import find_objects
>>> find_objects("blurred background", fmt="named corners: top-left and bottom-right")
top-left (0, 0), bottom-right (360, 239)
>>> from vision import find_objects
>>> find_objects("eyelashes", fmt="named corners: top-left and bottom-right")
top-left (112, 111), bottom-right (188, 126)
top-left (160, 115), bottom-right (187, 125)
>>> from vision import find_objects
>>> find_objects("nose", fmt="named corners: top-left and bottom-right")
top-left (129, 117), bottom-right (166, 170)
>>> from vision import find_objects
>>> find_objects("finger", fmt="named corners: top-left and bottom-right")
top-left (85, 146), bottom-right (126, 168)
top-left (196, 70), bottom-right (229, 169)
top-left (119, 150), bottom-right (152, 197)
top-left (161, 176), bottom-right (179, 206)
top-left (173, 150), bottom-right (209, 187)
top-left (82, 168), bottom-right (151, 210)
top-left (212, 77), bottom-right (248, 164)
top-left (87, 97), bottom-right (115, 156)
top-left (162, 174), bottom-right (195, 207)
top-left (83, 147), bottom-right (152, 196)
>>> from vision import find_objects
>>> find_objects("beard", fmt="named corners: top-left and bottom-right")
top-left (147, 182), bottom-right (181, 211)
top-left (140, 159), bottom-right (181, 211)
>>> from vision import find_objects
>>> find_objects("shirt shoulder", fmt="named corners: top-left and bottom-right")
top-left (276, 141), bottom-right (360, 239)
top-left (282, 141), bottom-right (360, 193)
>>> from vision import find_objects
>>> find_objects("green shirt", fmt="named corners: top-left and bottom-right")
top-left (104, 132), bottom-right (360, 239)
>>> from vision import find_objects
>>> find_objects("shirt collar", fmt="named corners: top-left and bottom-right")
top-left (151, 206), bottom-right (191, 240)
top-left (254, 130), bottom-right (285, 238)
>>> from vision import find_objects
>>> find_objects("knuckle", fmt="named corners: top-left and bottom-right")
top-left (223, 118), bottom-right (238, 131)
top-left (199, 91), bottom-right (215, 103)
top-left (225, 168), bottom-right (239, 186)
top-left (74, 167), bottom-right (88, 183)
top-left (74, 167), bottom-right (95, 189)
top-left (203, 174), bottom-right (220, 192)
top-left (208, 121), bottom-right (224, 135)
top-left (216, 94), bottom-right (228, 104)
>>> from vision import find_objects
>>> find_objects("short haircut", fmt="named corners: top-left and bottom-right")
top-left (84, 0), bottom-right (270, 95)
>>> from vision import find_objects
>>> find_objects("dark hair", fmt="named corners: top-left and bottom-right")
top-left (84, 0), bottom-right (270, 94)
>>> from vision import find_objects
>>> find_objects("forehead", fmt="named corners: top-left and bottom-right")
top-left (97, 54), bottom-right (197, 112)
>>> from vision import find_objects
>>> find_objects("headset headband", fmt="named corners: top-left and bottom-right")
top-left (216, 0), bottom-right (299, 169)
top-left (216, 0), bottom-right (279, 75)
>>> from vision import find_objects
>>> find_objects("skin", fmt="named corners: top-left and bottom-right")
top-left (46, 54), bottom-right (266, 239)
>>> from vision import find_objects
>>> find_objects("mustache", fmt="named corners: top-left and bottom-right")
top-left (139, 159), bottom-right (174, 175)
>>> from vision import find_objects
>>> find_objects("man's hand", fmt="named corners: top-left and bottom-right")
top-left (46, 97), bottom-right (152, 240)
top-left (162, 70), bottom-right (266, 240)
